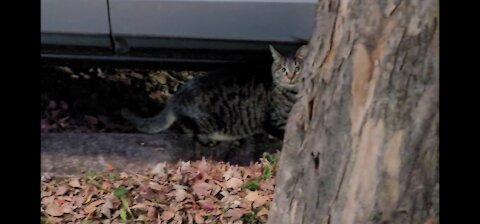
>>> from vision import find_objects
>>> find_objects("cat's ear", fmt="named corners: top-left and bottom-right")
top-left (295, 45), bottom-right (309, 60)
top-left (269, 45), bottom-right (282, 62)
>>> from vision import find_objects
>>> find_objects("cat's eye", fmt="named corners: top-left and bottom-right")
top-left (281, 67), bottom-right (287, 72)
top-left (295, 66), bottom-right (300, 72)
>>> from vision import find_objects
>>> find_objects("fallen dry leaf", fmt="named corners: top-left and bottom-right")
top-left (253, 195), bottom-right (269, 208)
top-left (42, 196), bottom-right (55, 205)
top-left (198, 199), bottom-right (216, 211)
top-left (68, 178), bottom-right (81, 188)
top-left (173, 185), bottom-right (188, 202)
top-left (224, 208), bottom-right (249, 220)
top-left (194, 212), bottom-right (205, 224)
top-left (192, 182), bottom-right (210, 198)
top-left (245, 191), bottom-right (259, 202)
top-left (100, 198), bottom-right (113, 218)
top-left (151, 162), bottom-right (167, 178)
top-left (55, 185), bottom-right (69, 196)
top-left (226, 178), bottom-right (243, 189)
top-left (149, 91), bottom-right (163, 101)
top-left (147, 207), bottom-right (157, 219)
top-left (61, 205), bottom-right (74, 214)
top-left (161, 210), bottom-right (175, 221)
top-left (74, 196), bottom-right (85, 208)
top-left (41, 154), bottom-right (278, 223)
top-left (198, 157), bottom-right (209, 173)
top-left (45, 203), bottom-right (64, 217)
top-left (84, 199), bottom-right (104, 214)
top-left (120, 172), bottom-right (129, 179)
top-left (149, 182), bottom-right (165, 192)
top-left (256, 207), bottom-right (269, 217)
top-left (104, 163), bottom-right (114, 171)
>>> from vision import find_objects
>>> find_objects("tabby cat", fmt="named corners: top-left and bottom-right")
top-left (121, 45), bottom-right (307, 145)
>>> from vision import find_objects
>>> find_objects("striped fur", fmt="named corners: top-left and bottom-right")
top-left (122, 45), bottom-right (307, 142)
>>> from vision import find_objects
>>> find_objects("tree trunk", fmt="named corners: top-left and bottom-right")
top-left (268, 0), bottom-right (438, 223)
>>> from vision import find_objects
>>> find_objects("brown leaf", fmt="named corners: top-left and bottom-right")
top-left (151, 162), bottom-right (167, 178)
top-left (156, 73), bottom-right (168, 84)
top-left (239, 198), bottom-right (252, 209)
top-left (45, 216), bottom-right (62, 223)
top-left (41, 173), bottom-right (52, 182)
top-left (149, 91), bottom-right (163, 101)
top-left (84, 199), bottom-right (104, 214)
top-left (41, 196), bottom-right (55, 205)
top-left (104, 163), bottom-right (114, 171)
top-left (74, 196), bottom-right (85, 207)
top-left (245, 191), bottom-right (259, 202)
top-left (147, 207), bottom-right (157, 219)
top-left (173, 212), bottom-right (183, 223)
top-left (68, 178), bottom-right (81, 188)
top-left (198, 199), bottom-right (216, 211)
top-left (256, 207), bottom-right (269, 217)
top-left (226, 178), bottom-right (243, 189)
top-left (54, 198), bottom-right (66, 206)
top-left (136, 214), bottom-right (148, 222)
top-left (55, 185), bottom-right (69, 196)
top-left (149, 182), bottom-right (166, 192)
top-left (194, 212), bottom-right (205, 224)
top-left (45, 203), bottom-right (64, 217)
top-left (211, 184), bottom-right (222, 197)
top-left (260, 179), bottom-right (275, 191)
top-left (198, 157), bottom-right (209, 173)
top-left (100, 200), bottom-right (112, 218)
top-left (192, 182), bottom-right (211, 197)
top-left (101, 181), bottom-right (112, 190)
top-left (120, 172), bottom-right (129, 179)
top-left (252, 195), bottom-right (269, 208)
top-left (161, 210), bottom-right (175, 221)
top-left (62, 204), bottom-right (74, 214)
top-left (131, 203), bottom-right (149, 210)
top-left (187, 213), bottom-right (194, 224)
top-left (129, 72), bottom-right (144, 79)
top-left (180, 161), bottom-right (192, 172)
top-left (223, 168), bottom-right (234, 180)
top-left (173, 185), bottom-right (188, 202)
top-left (224, 208), bottom-right (249, 220)
top-left (424, 218), bottom-right (435, 224)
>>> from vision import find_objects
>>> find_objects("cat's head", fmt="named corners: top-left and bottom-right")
top-left (269, 45), bottom-right (308, 89)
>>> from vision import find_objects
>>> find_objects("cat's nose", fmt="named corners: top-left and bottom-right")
top-left (286, 73), bottom-right (294, 80)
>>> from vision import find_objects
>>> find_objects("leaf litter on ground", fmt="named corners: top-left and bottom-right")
top-left (41, 153), bottom-right (279, 223)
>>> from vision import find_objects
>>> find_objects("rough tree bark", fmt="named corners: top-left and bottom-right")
top-left (268, 0), bottom-right (438, 223)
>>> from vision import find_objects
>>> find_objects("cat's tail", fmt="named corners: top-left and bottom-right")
top-left (121, 106), bottom-right (177, 134)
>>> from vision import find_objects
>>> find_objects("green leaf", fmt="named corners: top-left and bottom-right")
top-left (242, 179), bottom-right (260, 191)
top-left (121, 198), bottom-right (134, 216)
top-left (114, 186), bottom-right (128, 198)
top-left (120, 208), bottom-right (128, 222)
top-left (108, 173), bottom-right (119, 181)
top-left (82, 170), bottom-right (95, 182)
top-left (262, 165), bottom-right (272, 179)
top-left (241, 212), bottom-right (261, 224)
top-left (262, 152), bottom-right (278, 166)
